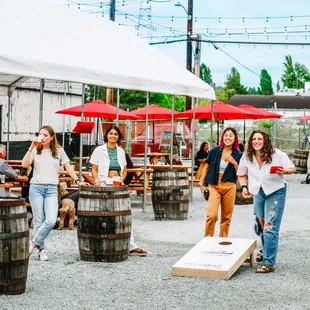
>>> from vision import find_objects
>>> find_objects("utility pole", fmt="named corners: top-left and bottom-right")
top-left (106, 0), bottom-right (116, 105)
top-left (185, 0), bottom-right (193, 111)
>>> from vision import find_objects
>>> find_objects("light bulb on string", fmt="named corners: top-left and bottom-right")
top-left (218, 17), bottom-right (221, 23)
top-left (100, 2), bottom-right (102, 9)
top-left (266, 17), bottom-right (269, 23)
top-left (122, 0), bottom-right (125, 6)
top-left (242, 17), bottom-right (245, 23)
top-left (171, 16), bottom-right (174, 22)
top-left (78, 3), bottom-right (80, 10)
top-left (195, 17), bottom-right (197, 23)
top-left (290, 16), bottom-right (293, 22)
top-left (305, 25), bottom-right (308, 31)
top-left (285, 26), bottom-right (287, 33)
top-left (253, 44), bottom-right (255, 49)
top-left (125, 14), bottom-right (127, 19)
top-left (264, 27), bottom-right (267, 34)
top-left (225, 28), bottom-right (228, 35)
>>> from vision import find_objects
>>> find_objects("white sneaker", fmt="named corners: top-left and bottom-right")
top-left (29, 243), bottom-right (39, 258)
top-left (39, 249), bottom-right (49, 261)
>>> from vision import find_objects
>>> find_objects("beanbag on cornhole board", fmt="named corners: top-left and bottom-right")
top-left (172, 237), bottom-right (256, 280)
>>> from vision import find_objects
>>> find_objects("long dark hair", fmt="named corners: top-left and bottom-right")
top-left (246, 129), bottom-right (275, 163)
top-left (103, 125), bottom-right (123, 144)
top-left (219, 127), bottom-right (239, 150)
top-left (199, 142), bottom-right (209, 153)
top-left (36, 125), bottom-right (60, 157)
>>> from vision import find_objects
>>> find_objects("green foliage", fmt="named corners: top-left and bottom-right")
top-left (247, 87), bottom-right (257, 95)
top-left (225, 67), bottom-right (247, 95)
top-left (200, 63), bottom-right (213, 85)
top-left (215, 86), bottom-right (236, 102)
top-left (259, 69), bottom-right (274, 95)
top-left (276, 80), bottom-right (280, 92)
top-left (281, 55), bottom-right (310, 89)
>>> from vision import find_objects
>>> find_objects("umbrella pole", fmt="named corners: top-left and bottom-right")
top-left (152, 120), bottom-right (155, 152)
top-left (170, 96), bottom-right (175, 167)
top-left (190, 97), bottom-right (197, 201)
top-left (210, 101), bottom-right (214, 148)
top-left (79, 84), bottom-right (85, 179)
top-left (243, 119), bottom-right (246, 145)
top-left (96, 115), bottom-right (99, 146)
top-left (142, 93), bottom-right (150, 211)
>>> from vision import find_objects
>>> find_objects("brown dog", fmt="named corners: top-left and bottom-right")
top-left (58, 198), bottom-right (75, 230)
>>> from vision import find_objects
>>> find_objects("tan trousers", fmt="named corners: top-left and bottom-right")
top-left (205, 174), bottom-right (236, 237)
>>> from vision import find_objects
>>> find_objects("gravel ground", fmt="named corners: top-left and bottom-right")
top-left (1, 174), bottom-right (310, 310)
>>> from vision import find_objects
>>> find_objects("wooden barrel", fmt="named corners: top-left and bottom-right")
top-left (0, 197), bottom-right (29, 295)
top-left (151, 168), bottom-right (189, 220)
top-left (292, 149), bottom-right (309, 174)
top-left (77, 186), bottom-right (131, 262)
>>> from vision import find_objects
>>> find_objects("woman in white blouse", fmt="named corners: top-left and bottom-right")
top-left (237, 129), bottom-right (295, 273)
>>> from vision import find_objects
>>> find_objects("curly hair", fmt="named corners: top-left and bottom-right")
top-left (103, 125), bottom-right (123, 144)
top-left (245, 129), bottom-right (275, 163)
top-left (36, 125), bottom-right (60, 157)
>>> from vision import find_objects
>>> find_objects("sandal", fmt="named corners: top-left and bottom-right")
top-left (255, 264), bottom-right (275, 273)
top-left (129, 248), bottom-right (147, 257)
top-left (256, 250), bottom-right (263, 262)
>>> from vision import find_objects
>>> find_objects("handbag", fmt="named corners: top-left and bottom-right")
top-left (202, 187), bottom-right (209, 201)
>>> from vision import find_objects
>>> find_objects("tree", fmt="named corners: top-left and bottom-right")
top-left (215, 86), bottom-right (236, 102)
top-left (259, 69), bottom-right (274, 95)
top-left (247, 87), bottom-right (257, 95)
top-left (281, 55), bottom-right (310, 89)
top-left (225, 67), bottom-right (247, 97)
top-left (200, 63), bottom-right (213, 85)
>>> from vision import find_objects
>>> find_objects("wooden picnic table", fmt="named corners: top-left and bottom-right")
top-left (134, 152), bottom-right (170, 165)
top-left (127, 168), bottom-right (153, 192)
top-left (72, 156), bottom-right (90, 171)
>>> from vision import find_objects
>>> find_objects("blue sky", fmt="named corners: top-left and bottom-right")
top-left (61, 0), bottom-right (310, 89)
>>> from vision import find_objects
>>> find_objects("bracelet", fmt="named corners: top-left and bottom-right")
top-left (241, 185), bottom-right (248, 191)
top-left (73, 179), bottom-right (80, 185)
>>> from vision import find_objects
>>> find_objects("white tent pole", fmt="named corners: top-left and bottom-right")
top-left (116, 88), bottom-right (120, 127)
top-left (39, 79), bottom-right (44, 130)
top-left (142, 92), bottom-right (150, 211)
top-left (170, 96), bottom-right (175, 167)
top-left (79, 84), bottom-right (85, 178)
top-left (6, 88), bottom-right (12, 160)
top-left (62, 82), bottom-right (67, 147)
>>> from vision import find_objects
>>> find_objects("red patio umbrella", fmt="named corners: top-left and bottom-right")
top-left (129, 104), bottom-right (180, 152)
top-left (299, 115), bottom-right (310, 121)
top-left (237, 104), bottom-right (282, 144)
top-left (56, 100), bottom-right (140, 145)
top-left (175, 101), bottom-right (256, 120)
top-left (56, 100), bottom-right (139, 120)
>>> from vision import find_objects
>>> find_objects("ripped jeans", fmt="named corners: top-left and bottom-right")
top-left (254, 185), bottom-right (286, 266)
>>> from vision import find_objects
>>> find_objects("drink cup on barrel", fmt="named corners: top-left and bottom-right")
top-left (113, 176), bottom-right (122, 187)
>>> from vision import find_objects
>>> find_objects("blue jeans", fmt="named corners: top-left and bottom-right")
top-left (253, 185), bottom-right (287, 266)
top-left (29, 184), bottom-right (58, 249)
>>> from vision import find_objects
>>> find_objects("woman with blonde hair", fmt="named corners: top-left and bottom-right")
top-left (22, 125), bottom-right (88, 261)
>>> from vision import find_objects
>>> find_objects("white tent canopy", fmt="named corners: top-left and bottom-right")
top-left (0, 0), bottom-right (215, 100)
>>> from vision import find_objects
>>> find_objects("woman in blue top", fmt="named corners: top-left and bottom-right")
top-left (200, 127), bottom-right (242, 237)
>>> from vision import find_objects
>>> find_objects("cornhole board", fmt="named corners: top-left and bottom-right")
top-left (172, 237), bottom-right (257, 280)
